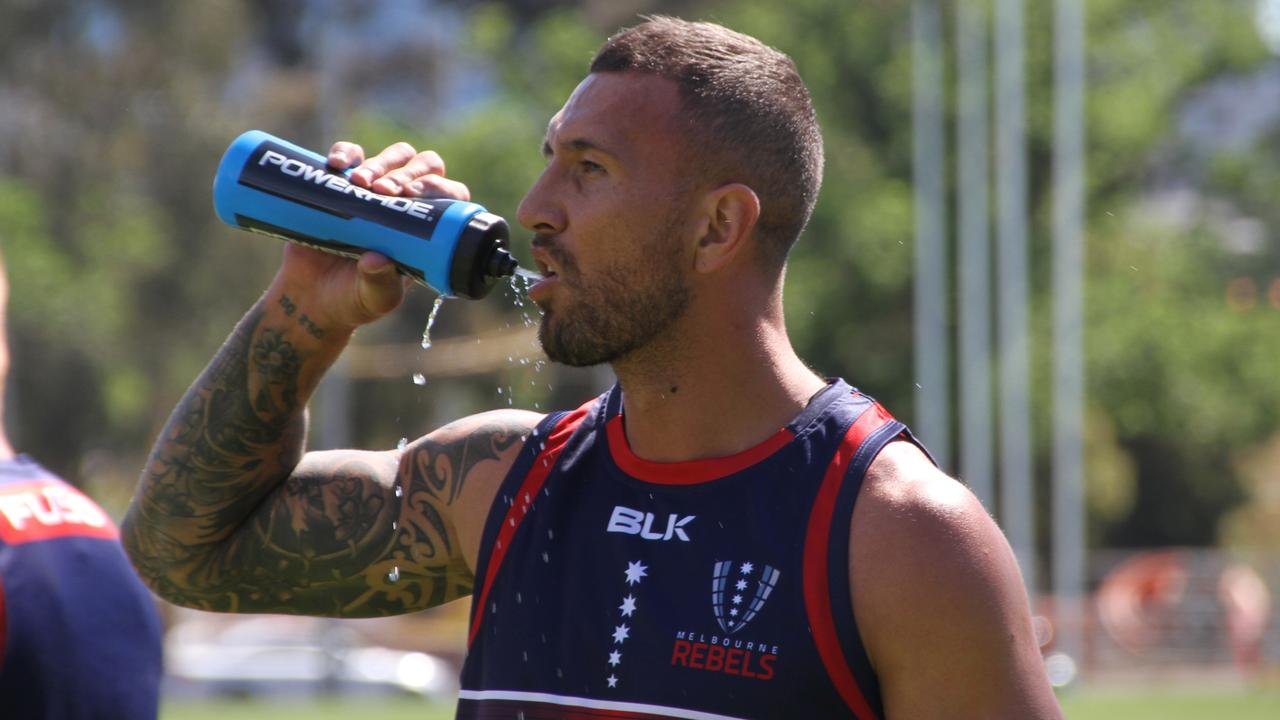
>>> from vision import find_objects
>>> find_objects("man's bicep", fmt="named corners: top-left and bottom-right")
top-left (853, 446), bottom-right (1062, 719)
top-left (178, 448), bottom-right (424, 616)
top-left (191, 410), bottom-right (538, 617)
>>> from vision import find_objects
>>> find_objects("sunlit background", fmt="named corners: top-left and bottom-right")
top-left (2, 0), bottom-right (1279, 717)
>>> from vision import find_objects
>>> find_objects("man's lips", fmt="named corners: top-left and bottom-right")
top-left (527, 244), bottom-right (563, 303)
top-left (526, 271), bottom-right (559, 303)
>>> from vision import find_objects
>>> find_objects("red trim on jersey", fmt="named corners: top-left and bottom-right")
top-left (0, 480), bottom-right (119, 545)
top-left (802, 402), bottom-right (893, 720)
top-left (606, 415), bottom-right (795, 485)
top-left (469, 404), bottom-right (592, 647)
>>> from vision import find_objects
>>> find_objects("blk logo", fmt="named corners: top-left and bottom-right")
top-left (606, 505), bottom-right (695, 542)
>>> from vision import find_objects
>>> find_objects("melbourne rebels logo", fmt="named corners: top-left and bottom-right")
top-left (711, 560), bottom-right (780, 634)
top-left (670, 560), bottom-right (783, 680)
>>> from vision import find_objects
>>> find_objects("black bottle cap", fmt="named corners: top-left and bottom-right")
top-left (450, 211), bottom-right (515, 299)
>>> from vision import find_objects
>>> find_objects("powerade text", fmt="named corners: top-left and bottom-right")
top-left (256, 149), bottom-right (438, 221)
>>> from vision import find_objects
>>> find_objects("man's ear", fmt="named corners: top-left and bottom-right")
top-left (694, 183), bottom-right (761, 274)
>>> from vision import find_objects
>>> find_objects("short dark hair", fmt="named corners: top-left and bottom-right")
top-left (590, 16), bottom-right (824, 269)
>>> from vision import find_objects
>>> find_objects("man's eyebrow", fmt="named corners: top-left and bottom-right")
top-left (541, 136), bottom-right (618, 159)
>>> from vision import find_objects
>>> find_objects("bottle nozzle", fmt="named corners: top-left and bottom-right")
top-left (487, 247), bottom-right (519, 279)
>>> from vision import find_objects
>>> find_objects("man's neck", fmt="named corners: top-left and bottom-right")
top-left (610, 307), bottom-right (825, 464)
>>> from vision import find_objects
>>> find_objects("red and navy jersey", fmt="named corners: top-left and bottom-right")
top-left (0, 456), bottom-right (163, 719)
top-left (459, 380), bottom-right (926, 720)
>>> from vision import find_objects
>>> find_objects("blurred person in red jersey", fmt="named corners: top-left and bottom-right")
top-left (0, 247), bottom-right (164, 718)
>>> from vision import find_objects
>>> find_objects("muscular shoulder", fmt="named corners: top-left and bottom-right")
top-left (854, 440), bottom-right (992, 568)
top-left (851, 440), bottom-right (1002, 648)
top-left (849, 440), bottom-right (1061, 718)
top-left (412, 408), bottom-right (544, 457)
top-left (402, 409), bottom-right (545, 572)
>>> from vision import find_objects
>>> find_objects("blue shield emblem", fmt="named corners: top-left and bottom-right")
top-left (711, 560), bottom-right (781, 634)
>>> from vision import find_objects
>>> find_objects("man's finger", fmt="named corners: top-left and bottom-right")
top-left (327, 141), bottom-right (365, 171)
top-left (405, 174), bottom-right (472, 202)
top-left (349, 142), bottom-right (417, 188)
top-left (372, 150), bottom-right (447, 195)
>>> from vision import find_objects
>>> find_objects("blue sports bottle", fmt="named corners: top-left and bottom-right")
top-left (212, 130), bottom-right (517, 299)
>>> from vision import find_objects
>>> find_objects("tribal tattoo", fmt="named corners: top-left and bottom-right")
top-left (123, 296), bottom-right (531, 616)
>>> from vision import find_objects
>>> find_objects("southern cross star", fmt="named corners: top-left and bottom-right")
top-left (624, 561), bottom-right (648, 586)
top-left (619, 594), bottom-right (637, 617)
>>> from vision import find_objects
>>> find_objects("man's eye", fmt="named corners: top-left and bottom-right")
top-left (581, 160), bottom-right (605, 173)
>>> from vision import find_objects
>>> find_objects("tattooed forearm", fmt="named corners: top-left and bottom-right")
top-left (123, 298), bottom-right (322, 601)
top-left (278, 292), bottom-right (325, 339)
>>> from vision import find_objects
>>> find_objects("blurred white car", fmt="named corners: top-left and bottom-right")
top-left (163, 611), bottom-right (458, 699)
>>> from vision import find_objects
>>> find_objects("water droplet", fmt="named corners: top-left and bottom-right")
top-left (547, 529), bottom-right (554, 539)
top-left (516, 592), bottom-right (523, 603)
top-left (387, 566), bottom-right (401, 583)
top-left (542, 551), bottom-right (550, 563)
top-left (420, 296), bottom-right (445, 349)
top-left (394, 485), bottom-right (403, 498)
top-left (498, 387), bottom-right (504, 395)
top-left (413, 373), bottom-right (427, 385)
top-left (391, 521), bottom-right (398, 530)
top-left (397, 437), bottom-right (408, 450)
top-left (522, 652), bottom-right (528, 663)
top-left (556, 667), bottom-right (563, 678)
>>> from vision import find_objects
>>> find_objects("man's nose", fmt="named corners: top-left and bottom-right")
top-left (517, 170), bottom-right (565, 236)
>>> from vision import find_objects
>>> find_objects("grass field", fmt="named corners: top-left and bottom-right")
top-left (159, 688), bottom-right (1280, 719)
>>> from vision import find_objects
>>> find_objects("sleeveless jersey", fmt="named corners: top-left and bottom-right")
top-left (459, 380), bottom-right (924, 720)
top-left (0, 456), bottom-right (163, 719)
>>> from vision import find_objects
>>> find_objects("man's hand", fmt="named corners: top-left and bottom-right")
top-left (271, 140), bottom-right (474, 334)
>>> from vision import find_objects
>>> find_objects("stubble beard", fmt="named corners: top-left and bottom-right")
top-left (536, 212), bottom-right (690, 368)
